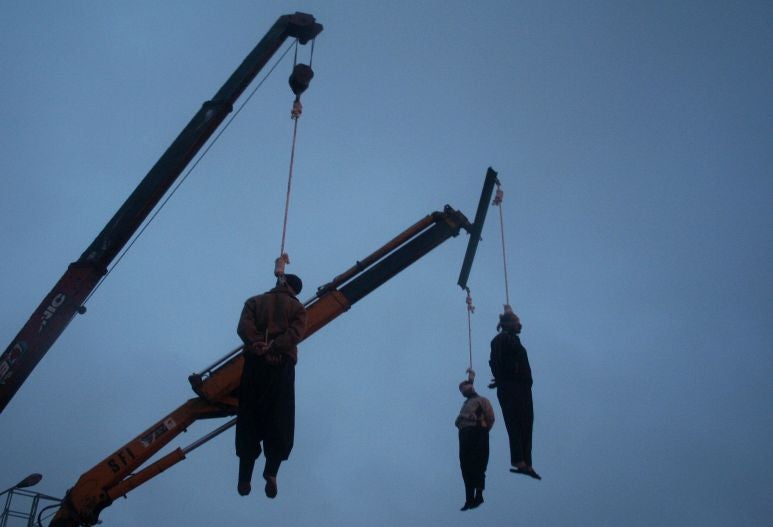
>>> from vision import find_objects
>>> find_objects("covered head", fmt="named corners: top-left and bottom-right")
top-left (497, 310), bottom-right (521, 332)
top-left (458, 379), bottom-right (475, 395)
top-left (283, 274), bottom-right (303, 295)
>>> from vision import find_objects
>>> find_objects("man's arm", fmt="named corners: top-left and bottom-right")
top-left (272, 301), bottom-right (307, 352)
top-left (237, 298), bottom-right (264, 351)
top-left (481, 398), bottom-right (495, 430)
top-left (489, 336), bottom-right (501, 387)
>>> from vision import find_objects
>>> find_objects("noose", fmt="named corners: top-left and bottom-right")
top-left (493, 180), bottom-right (513, 314)
top-left (274, 40), bottom-right (316, 280)
top-left (463, 287), bottom-right (476, 384)
top-left (465, 287), bottom-right (475, 370)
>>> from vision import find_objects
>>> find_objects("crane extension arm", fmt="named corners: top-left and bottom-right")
top-left (0, 13), bottom-right (323, 413)
top-left (50, 170), bottom-right (498, 526)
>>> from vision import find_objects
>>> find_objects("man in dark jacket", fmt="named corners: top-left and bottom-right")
top-left (455, 368), bottom-right (495, 511)
top-left (489, 309), bottom-right (541, 480)
top-left (235, 274), bottom-right (307, 498)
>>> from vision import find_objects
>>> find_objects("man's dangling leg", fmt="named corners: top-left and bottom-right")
top-left (237, 457), bottom-right (256, 496)
top-left (235, 408), bottom-right (263, 496)
top-left (498, 384), bottom-right (526, 468)
top-left (261, 359), bottom-right (295, 499)
top-left (235, 370), bottom-right (266, 496)
top-left (459, 428), bottom-right (477, 511)
top-left (263, 456), bottom-right (282, 499)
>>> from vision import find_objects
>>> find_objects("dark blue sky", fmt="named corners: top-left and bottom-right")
top-left (1, 2), bottom-right (771, 526)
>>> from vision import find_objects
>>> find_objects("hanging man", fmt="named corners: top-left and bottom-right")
top-left (489, 309), bottom-right (541, 480)
top-left (455, 368), bottom-right (496, 511)
top-left (235, 274), bottom-right (307, 498)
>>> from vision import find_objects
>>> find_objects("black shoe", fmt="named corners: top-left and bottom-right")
top-left (460, 501), bottom-right (474, 511)
top-left (237, 458), bottom-right (256, 495)
top-left (237, 481), bottom-right (251, 496)
top-left (471, 493), bottom-right (484, 508)
top-left (510, 466), bottom-right (542, 480)
top-left (264, 475), bottom-right (278, 498)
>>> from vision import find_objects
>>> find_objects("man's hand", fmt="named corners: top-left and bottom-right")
top-left (249, 341), bottom-right (272, 355)
top-left (262, 352), bottom-right (282, 365)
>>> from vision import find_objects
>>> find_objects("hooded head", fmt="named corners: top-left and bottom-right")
top-left (497, 311), bottom-right (521, 333)
top-left (282, 274), bottom-right (303, 296)
top-left (458, 380), bottom-right (475, 397)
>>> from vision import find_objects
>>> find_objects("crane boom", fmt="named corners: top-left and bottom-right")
top-left (0, 13), bottom-right (323, 413)
top-left (49, 171), bottom-right (498, 526)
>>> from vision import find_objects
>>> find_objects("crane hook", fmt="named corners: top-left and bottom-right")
top-left (289, 63), bottom-right (314, 98)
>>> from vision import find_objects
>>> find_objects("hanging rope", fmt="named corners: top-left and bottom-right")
top-left (465, 287), bottom-right (475, 370)
top-left (275, 40), bottom-right (316, 279)
top-left (82, 42), bottom-right (297, 308)
top-left (274, 112), bottom-right (297, 276)
top-left (492, 180), bottom-right (512, 311)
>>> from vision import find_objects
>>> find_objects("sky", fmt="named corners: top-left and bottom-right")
top-left (1, 1), bottom-right (771, 526)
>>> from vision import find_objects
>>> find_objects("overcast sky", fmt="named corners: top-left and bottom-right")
top-left (1, 1), bottom-right (771, 526)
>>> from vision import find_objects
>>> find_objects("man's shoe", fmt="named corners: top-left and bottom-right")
top-left (510, 465), bottom-right (542, 480)
top-left (471, 493), bottom-right (484, 508)
top-left (460, 501), bottom-right (474, 511)
top-left (264, 475), bottom-right (278, 498)
top-left (237, 481), bottom-right (251, 496)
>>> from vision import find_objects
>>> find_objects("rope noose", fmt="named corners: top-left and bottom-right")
top-left (493, 180), bottom-right (513, 314)
top-left (465, 288), bottom-right (475, 368)
top-left (465, 287), bottom-right (475, 382)
top-left (275, 40), bottom-right (316, 280)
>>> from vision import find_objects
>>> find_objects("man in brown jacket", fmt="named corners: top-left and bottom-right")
top-left (235, 274), bottom-right (307, 499)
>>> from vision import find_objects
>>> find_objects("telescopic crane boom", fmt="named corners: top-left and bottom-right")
top-left (49, 169), bottom-right (498, 527)
top-left (0, 13), bottom-right (323, 413)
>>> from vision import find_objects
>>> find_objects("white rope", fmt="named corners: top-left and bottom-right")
top-left (274, 108), bottom-right (299, 278)
top-left (275, 41), bottom-right (313, 278)
top-left (493, 182), bottom-right (511, 309)
top-left (465, 287), bottom-right (475, 370)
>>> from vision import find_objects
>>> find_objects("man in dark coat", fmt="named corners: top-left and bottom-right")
top-left (489, 309), bottom-right (541, 480)
top-left (455, 368), bottom-right (495, 511)
top-left (235, 274), bottom-right (307, 498)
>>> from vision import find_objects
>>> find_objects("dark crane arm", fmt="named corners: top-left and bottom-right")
top-left (0, 13), bottom-right (323, 413)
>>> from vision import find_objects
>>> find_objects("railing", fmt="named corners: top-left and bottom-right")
top-left (0, 488), bottom-right (61, 527)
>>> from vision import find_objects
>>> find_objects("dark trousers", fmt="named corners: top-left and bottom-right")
top-left (496, 381), bottom-right (534, 466)
top-left (235, 354), bottom-right (295, 478)
top-left (459, 426), bottom-right (490, 494)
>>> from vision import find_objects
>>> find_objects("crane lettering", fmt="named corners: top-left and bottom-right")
top-left (38, 293), bottom-right (67, 333)
top-left (140, 418), bottom-right (177, 447)
top-left (0, 342), bottom-right (27, 384)
top-left (106, 447), bottom-right (137, 473)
